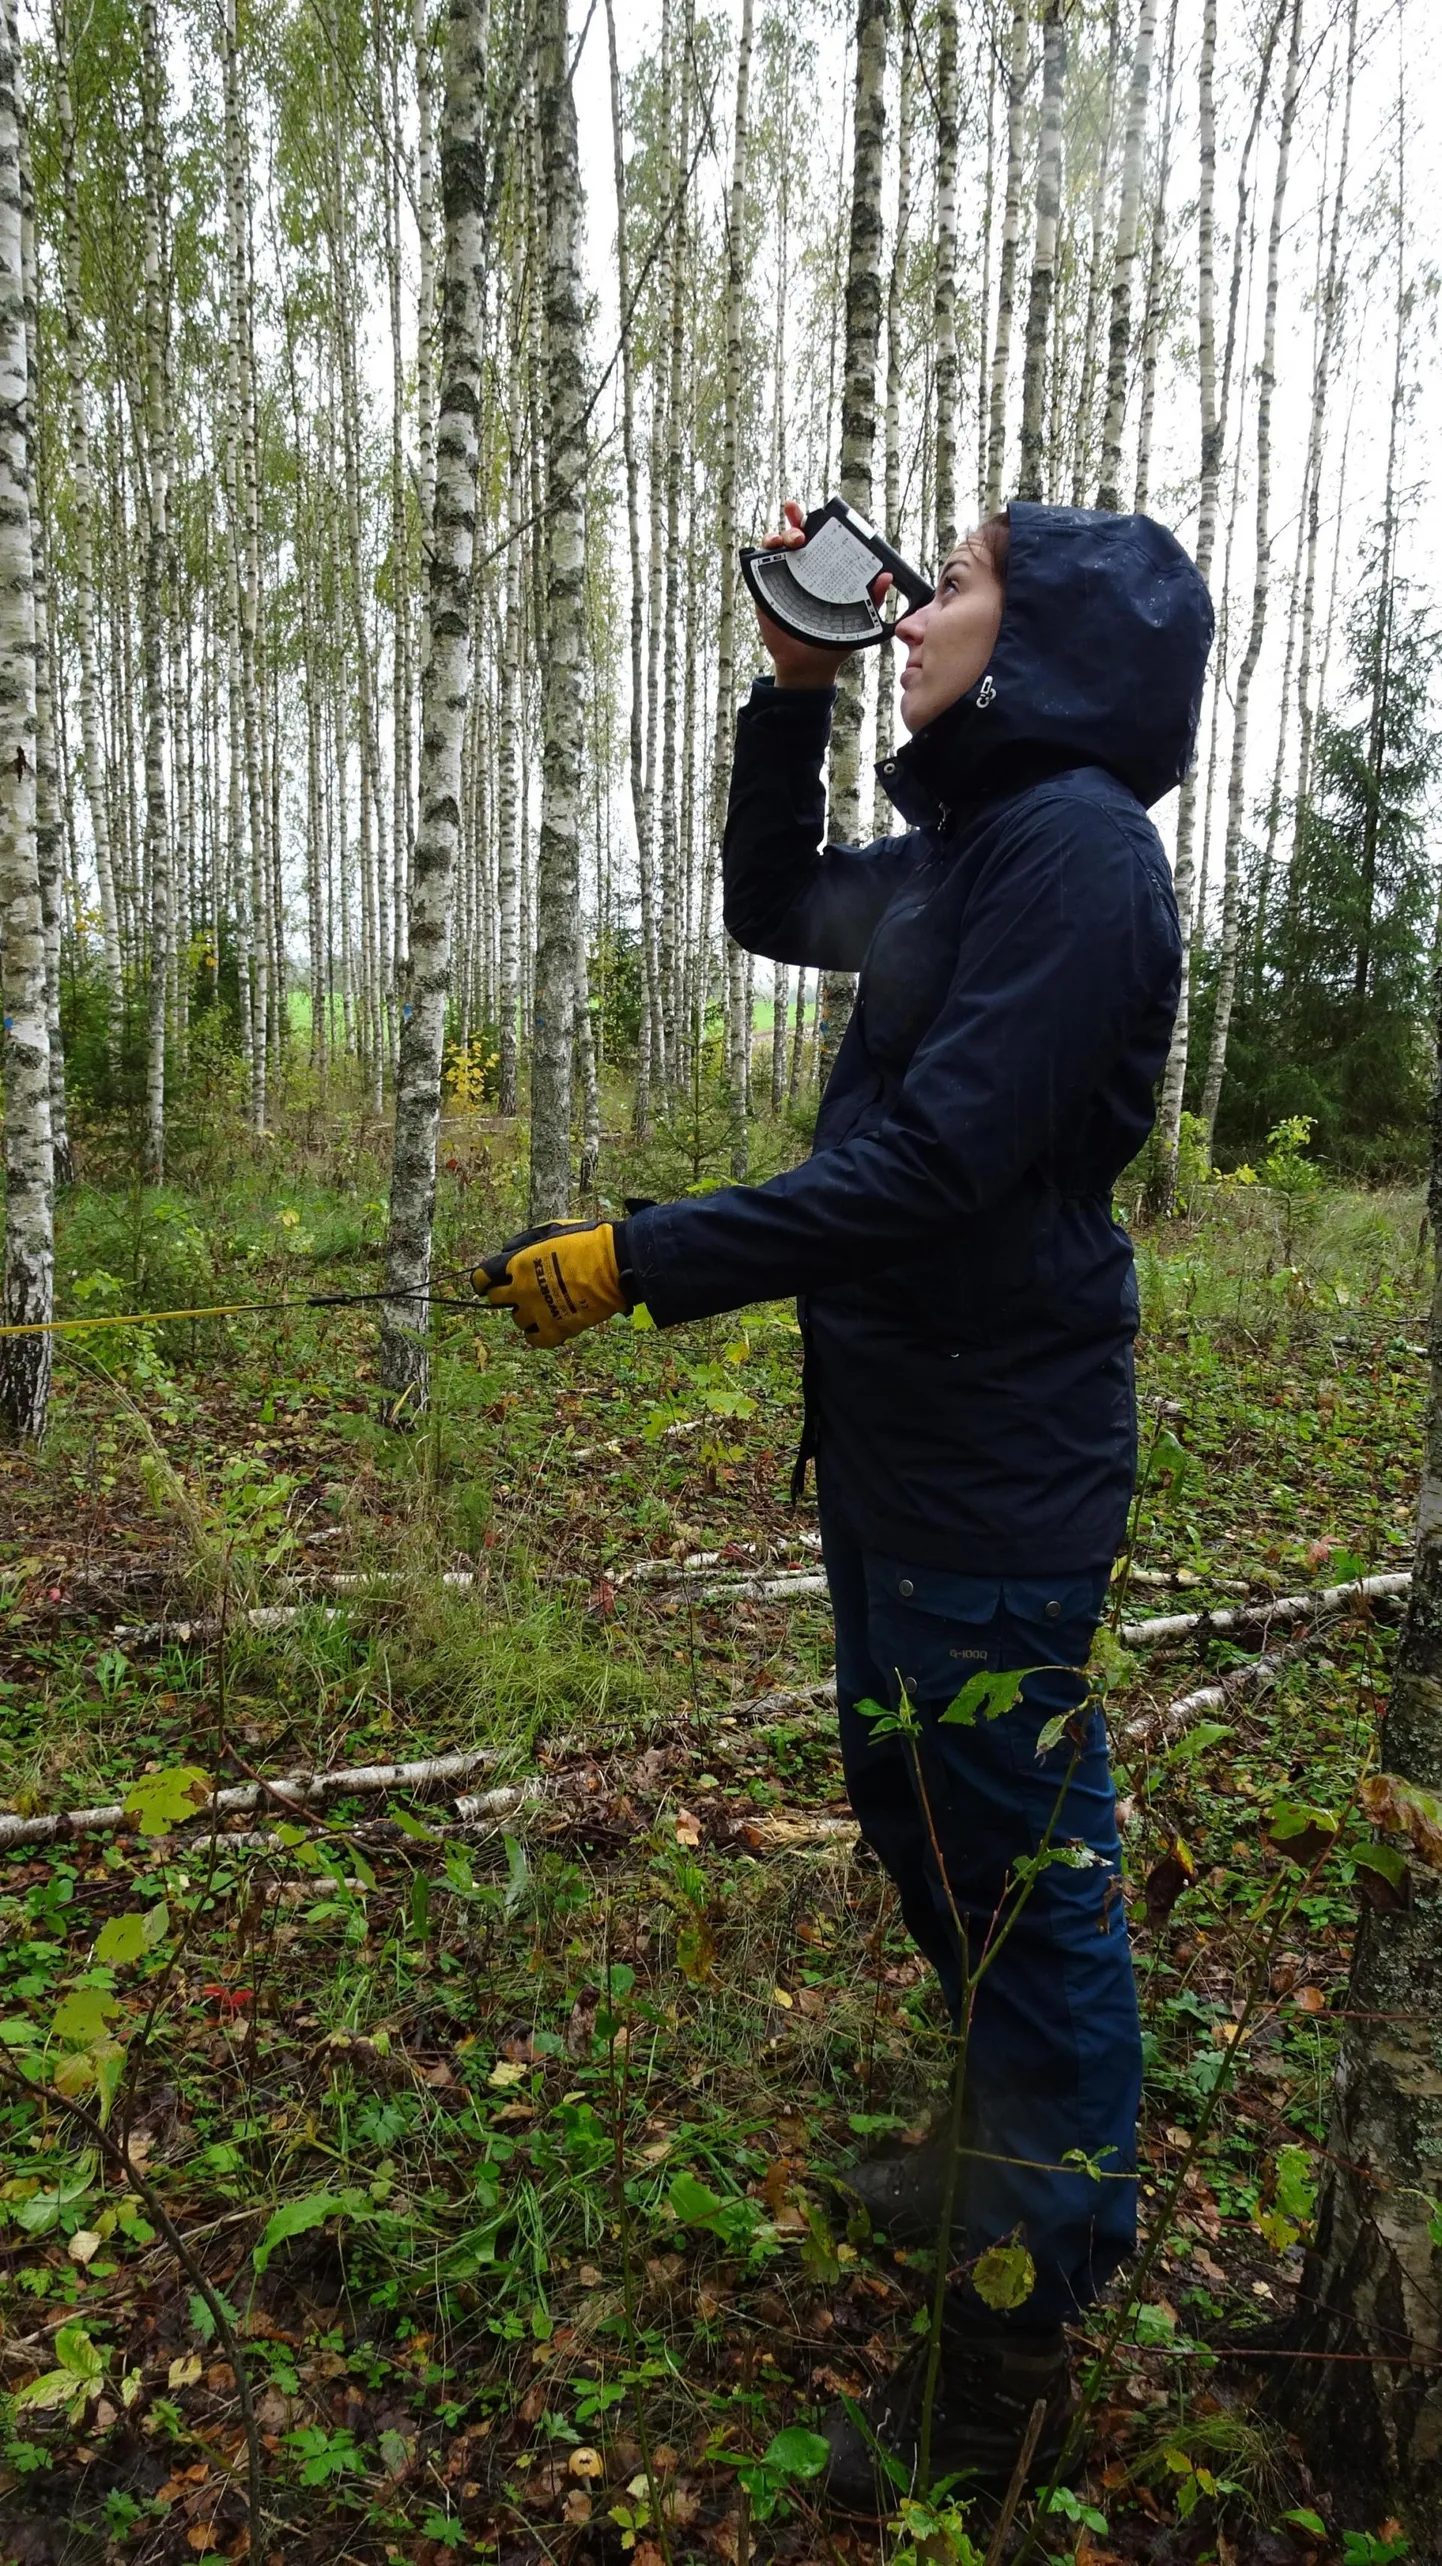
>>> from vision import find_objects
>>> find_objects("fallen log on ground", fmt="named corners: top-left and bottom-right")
top-left (1118, 1569), bottom-right (1410, 1650)
top-left (0, 1747), bottom-right (501, 1851)
top-left (1121, 1636), bottom-right (1316, 1749)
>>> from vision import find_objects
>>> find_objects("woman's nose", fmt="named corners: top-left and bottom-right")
top-left (893, 602), bottom-right (928, 648)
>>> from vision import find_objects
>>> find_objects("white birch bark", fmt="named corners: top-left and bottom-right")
top-left (1132, 0), bottom-right (1179, 516)
top-left (983, 0), bottom-right (1030, 519)
top-left (19, 67), bottom-right (67, 1185)
top-left (602, 0), bottom-right (656, 1136)
top-left (528, 0), bottom-right (587, 1222)
top-left (1153, 0), bottom-right (1282, 1205)
top-left (930, 0), bottom-right (958, 557)
top-left (0, 0), bottom-right (49, 1445)
top-left (379, 0), bottom-right (490, 1415)
top-left (1199, 0), bottom-right (1304, 1142)
top-left (770, 963), bottom-right (789, 1113)
top-left (819, 0), bottom-right (887, 1088)
top-left (1017, 1), bottom-right (1067, 505)
top-left (874, 1), bottom-right (913, 832)
top-left (709, 0), bottom-right (755, 1148)
top-left (53, 0), bottom-right (121, 1051)
top-left (415, 0), bottom-right (438, 542)
top-left (222, 0), bottom-right (268, 1129)
top-left (1285, 0), bottom-right (1357, 960)
top-left (1095, 0), bottom-right (1157, 513)
top-left (657, 0), bottom-right (692, 1094)
top-left (140, 0), bottom-right (171, 1182)
top-left (975, 40), bottom-right (997, 518)
top-left (1070, 0), bottom-right (1119, 508)
top-left (496, 312), bottom-right (524, 1119)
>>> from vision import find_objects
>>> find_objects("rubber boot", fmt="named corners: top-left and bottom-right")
top-left (821, 2317), bottom-right (1076, 2516)
top-left (838, 2116), bottom-right (956, 2246)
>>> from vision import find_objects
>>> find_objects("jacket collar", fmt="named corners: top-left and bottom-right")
top-left (877, 698), bottom-right (1089, 838)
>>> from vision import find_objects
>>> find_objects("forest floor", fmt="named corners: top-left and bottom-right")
top-left (0, 1100), bottom-right (1429, 2566)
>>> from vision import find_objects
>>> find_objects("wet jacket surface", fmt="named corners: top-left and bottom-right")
top-left (625, 504), bottom-right (1213, 1570)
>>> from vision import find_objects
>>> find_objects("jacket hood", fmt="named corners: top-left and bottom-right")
top-left (879, 501), bottom-right (1213, 826)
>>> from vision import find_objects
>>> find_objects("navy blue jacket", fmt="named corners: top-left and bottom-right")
top-left (625, 504), bottom-right (1213, 1571)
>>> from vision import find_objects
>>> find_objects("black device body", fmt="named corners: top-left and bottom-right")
top-left (738, 497), bottom-right (934, 651)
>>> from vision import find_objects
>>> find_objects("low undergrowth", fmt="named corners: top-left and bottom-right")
top-left (0, 1133), bottom-right (1429, 2566)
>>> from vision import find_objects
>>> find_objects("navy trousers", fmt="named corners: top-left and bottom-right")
top-left (822, 1509), bottom-right (1141, 2327)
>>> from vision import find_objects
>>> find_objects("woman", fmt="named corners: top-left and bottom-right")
top-left (480, 499), bottom-right (1212, 2502)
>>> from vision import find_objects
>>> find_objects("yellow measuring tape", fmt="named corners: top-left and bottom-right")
top-left (0, 1289), bottom-right (477, 1342)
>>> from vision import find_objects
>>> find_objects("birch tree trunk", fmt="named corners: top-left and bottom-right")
top-left (603, 0), bottom-right (656, 1137)
top-left (1198, 0), bottom-right (1302, 1144)
top-left (930, 0), bottom-right (958, 559)
top-left (653, 4), bottom-right (689, 1089)
top-left (528, 0), bottom-right (586, 1223)
top-left (53, 0), bottom-right (122, 1056)
top-left (140, 0), bottom-right (171, 1182)
top-left (222, 0), bottom-right (268, 1130)
top-left (20, 65), bottom-right (67, 1185)
top-left (818, 0), bottom-right (887, 1089)
top-left (415, 0), bottom-right (438, 542)
top-left (496, 347), bottom-right (524, 1118)
top-left (983, 0), bottom-right (1030, 520)
top-left (0, 0), bottom-right (50, 1445)
top-left (1095, 0), bottom-right (1157, 513)
top-left (379, 0), bottom-right (490, 1418)
top-left (1070, 0), bottom-right (1118, 509)
top-left (1132, 0), bottom-right (1179, 516)
top-left (1284, 0), bottom-right (1357, 972)
top-left (1017, 1), bottom-right (1066, 505)
top-left (1153, 0), bottom-right (1282, 1207)
top-left (874, 2), bottom-right (912, 831)
top-left (1290, 986), bottom-right (1442, 2532)
top-left (709, 0), bottom-right (754, 1162)
top-left (975, 33), bottom-right (996, 518)
top-left (1352, 192), bottom-right (1406, 1012)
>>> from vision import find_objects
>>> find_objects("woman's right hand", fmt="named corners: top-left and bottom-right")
top-left (752, 499), bottom-right (891, 690)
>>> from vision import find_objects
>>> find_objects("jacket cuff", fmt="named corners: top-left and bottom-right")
top-left (739, 673), bottom-right (837, 734)
top-left (610, 1218), bottom-right (637, 1311)
top-left (620, 1202), bottom-right (705, 1329)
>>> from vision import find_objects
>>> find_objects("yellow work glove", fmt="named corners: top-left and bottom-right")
top-left (475, 1220), bottom-right (629, 1349)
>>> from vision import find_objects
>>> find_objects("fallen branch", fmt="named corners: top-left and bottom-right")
top-left (1119, 1570), bottom-right (1410, 1651)
top-left (696, 1571), bottom-right (828, 1605)
top-left (622, 1534), bottom-right (823, 1587)
top-left (1122, 1636), bottom-right (1316, 1748)
top-left (113, 1605), bottom-right (342, 1645)
top-left (0, 1747), bottom-right (501, 1851)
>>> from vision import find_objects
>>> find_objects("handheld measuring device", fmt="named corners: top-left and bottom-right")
top-left (739, 497), bottom-right (933, 651)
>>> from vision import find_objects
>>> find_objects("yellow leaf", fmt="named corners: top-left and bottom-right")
top-left (488, 2059), bottom-right (527, 2089)
top-left (168, 2354), bottom-right (204, 2389)
top-left (68, 2229), bottom-right (102, 2264)
top-left (569, 2446), bottom-right (604, 2480)
top-left (771, 1987), bottom-right (794, 2010)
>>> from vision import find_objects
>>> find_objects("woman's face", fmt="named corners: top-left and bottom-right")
top-left (894, 536), bottom-right (1005, 734)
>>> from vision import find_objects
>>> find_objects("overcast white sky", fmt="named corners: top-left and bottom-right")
top-left (568, 0), bottom-right (1441, 912)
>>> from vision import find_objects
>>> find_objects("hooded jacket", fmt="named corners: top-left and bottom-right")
top-left (624, 504), bottom-right (1213, 1571)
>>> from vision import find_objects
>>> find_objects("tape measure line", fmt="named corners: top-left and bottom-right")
top-left (0, 1288), bottom-right (479, 1342)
